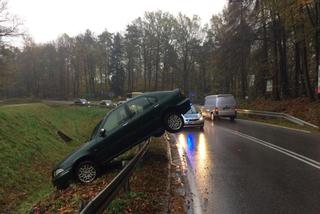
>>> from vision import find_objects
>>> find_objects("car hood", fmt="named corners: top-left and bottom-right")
top-left (54, 140), bottom-right (94, 170)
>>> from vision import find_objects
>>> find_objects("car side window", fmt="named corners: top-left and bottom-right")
top-left (147, 96), bottom-right (157, 104)
top-left (127, 97), bottom-right (152, 117)
top-left (103, 105), bottom-right (129, 132)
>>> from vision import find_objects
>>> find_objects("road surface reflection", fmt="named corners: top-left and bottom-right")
top-left (176, 129), bottom-right (211, 200)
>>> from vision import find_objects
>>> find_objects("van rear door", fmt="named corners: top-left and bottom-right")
top-left (217, 95), bottom-right (236, 116)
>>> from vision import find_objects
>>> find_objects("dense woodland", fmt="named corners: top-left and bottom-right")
top-left (0, 0), bottom-right (320, 102)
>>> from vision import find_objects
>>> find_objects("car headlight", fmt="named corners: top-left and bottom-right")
top-left (54, 168), bottom-right (65, 177)
top-left (199, 115), bottom-right (204, 121)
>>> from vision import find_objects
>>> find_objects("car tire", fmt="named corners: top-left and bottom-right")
top-left (163, 112), bottom-right (184, 133)
top-left (230, 116), bottom-right (235, 122)
top-left (75, 161), bottom-right (98, 183)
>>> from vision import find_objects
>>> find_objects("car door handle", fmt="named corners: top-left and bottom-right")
top-left (122, 122), bottom-right (128, 127)
top-left (154, 104), bottom-right (160, 108)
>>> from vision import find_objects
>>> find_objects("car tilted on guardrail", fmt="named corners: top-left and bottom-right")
top-left (52, 89), bottom-right (190, 189)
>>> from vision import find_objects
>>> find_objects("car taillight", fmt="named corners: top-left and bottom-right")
top-left (214, 107), bottom-right (219, 113)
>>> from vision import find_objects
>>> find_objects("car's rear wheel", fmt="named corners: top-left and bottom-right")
top-left (164, 112), bottom-right (184, 133)
top-left (76, 161), bottom-right (97, 183)
top-left (230, 116), bottom-right (235, 121)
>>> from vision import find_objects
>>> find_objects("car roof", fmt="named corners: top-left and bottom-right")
top-left (142, 89), bottom-right (180, 97)
top-left (205, 94), bottom-right (234, 99)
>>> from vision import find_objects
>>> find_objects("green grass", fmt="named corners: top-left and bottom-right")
top-left (0, 97), bottom-right (41, 106)
top-left (0, 103), bottom-right (107, 213)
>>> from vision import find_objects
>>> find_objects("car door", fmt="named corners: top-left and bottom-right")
top-left (125, 96), bottom-right (159, 143)
top-left (94, 104), bottom-right (132, 164)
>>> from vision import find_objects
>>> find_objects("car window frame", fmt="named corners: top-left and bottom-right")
top-left (126, 96), bottom-right (153, 118)
top-left (99, 104), bottom-right (131, 136)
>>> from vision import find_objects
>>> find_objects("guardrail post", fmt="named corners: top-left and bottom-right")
top-left (123, 177), bottom-right (130, 193)
top-left (122, 161), bottom-right (130, 193)
top-left (79, 200), bottom-right (86, 212)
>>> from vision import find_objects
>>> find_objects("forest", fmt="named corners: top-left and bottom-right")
top-left (0, 0), bottom-right (319, 102)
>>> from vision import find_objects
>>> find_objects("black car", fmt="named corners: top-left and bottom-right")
top-left (52, 89), bottom-right (190, 189)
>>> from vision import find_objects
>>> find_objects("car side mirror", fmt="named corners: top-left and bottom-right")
top-left (99, 128), bottom-right (106, 138)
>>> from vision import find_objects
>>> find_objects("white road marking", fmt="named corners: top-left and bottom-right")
top-left (223, 128), bottom-right (320, 170)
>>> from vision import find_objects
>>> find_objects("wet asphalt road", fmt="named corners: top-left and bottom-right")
top-left (174, 119), bottom-right (320, 214)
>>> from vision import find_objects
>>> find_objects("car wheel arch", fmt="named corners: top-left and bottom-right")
top-left (162, 106), bottom-right (181, 118)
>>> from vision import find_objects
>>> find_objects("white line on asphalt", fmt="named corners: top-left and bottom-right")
top-left (237, 119), bottom-right (312, 134)
top-left (223, 128), bottom-right (320, 170)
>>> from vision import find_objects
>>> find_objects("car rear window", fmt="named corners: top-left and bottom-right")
top-left (217, 96), bottom-right (236, 106)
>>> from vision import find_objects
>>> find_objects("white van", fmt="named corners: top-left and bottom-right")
top-left (202, 94), bottom-right (237, 121)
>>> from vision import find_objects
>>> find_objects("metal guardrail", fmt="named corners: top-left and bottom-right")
top-left (79, 140), bottom-right (150, 214)
top-left (237, 109), bottom-right (319, 129)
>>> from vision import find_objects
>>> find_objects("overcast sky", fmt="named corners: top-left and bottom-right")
top-left (8, 0), bottom-right (227, 43)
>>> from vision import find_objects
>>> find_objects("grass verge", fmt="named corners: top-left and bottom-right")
top-left (238, 97), bottom-right (320, 127)
top-left (237, 114), bottom-right (318, 133)
top-left (0, 103), bottom-right (107, 213)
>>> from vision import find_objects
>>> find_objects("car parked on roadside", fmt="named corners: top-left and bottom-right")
top-left (116, 100), bottom-right (126, 106)
top-left (74, 98), bottom-right (90, 106)
top-left (99, 100), bottom-right (114, 107)
top-left (202, 94), bottom-right (237, 121)
top-left (182, 104), bottom-right (204, 130)
top-left (52, 89), bottom-right (190, 189)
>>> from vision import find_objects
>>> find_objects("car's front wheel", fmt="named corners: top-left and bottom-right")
top-left (164, 112), bottom-right (184, 133)
top-left (75, 161), bottom-right (98, 183)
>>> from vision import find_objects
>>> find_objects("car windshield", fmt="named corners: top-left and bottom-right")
top-left (186, 105), bottom-right (197, 114)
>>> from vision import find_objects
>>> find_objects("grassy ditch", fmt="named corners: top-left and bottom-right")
top-left (0, 103), bottom-right (107, 213)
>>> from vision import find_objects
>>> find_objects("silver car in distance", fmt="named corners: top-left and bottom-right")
top-left (182, 104), bottom-right (204, 130)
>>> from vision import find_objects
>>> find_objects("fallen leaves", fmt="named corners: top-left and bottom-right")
top-left (30, 137), bottom-right (172, 214)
